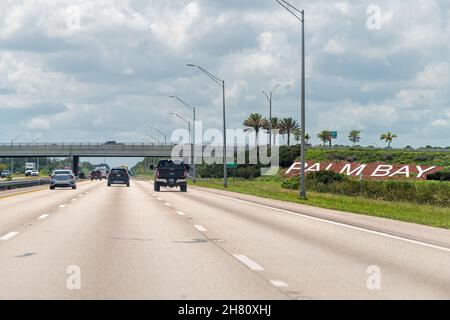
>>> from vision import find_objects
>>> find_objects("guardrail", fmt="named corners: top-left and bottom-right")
top-left (0, 178), bottom-right (50, 191)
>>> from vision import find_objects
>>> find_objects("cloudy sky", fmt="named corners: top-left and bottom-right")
top-left (1, 0), bottom-right (449, 153)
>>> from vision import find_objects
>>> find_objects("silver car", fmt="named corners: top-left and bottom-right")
top-left (50, 170), bottom-right (77, 190)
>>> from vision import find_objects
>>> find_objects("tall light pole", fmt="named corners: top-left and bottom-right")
top-left (275, 0), bottom-right (307, 199)
top-left (263, 84), bottom-right (280, 147)
top-left (187, 64), bottom-right (228, 188)
top-left (145, 133), bottom-right (160, 144)
top-left (149, 127), bottom-right (167, 145)
top-left (10, 132), bottom-right (28, 174)
top-left (170, 112), bottom-right (191, 145)
top-left (169, 95), bottom-right (197, 183)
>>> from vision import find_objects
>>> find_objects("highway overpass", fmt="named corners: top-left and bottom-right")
top-left (0, 143), bottom-right (184, 175)
top-left (0, 143), bottom-right (177, 158)
top-left (0, 142), bottom-right (242, 175)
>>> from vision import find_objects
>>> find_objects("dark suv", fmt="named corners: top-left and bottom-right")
top-left (107, 168), bottom-right (130, 187)
top-left (154, 160), bottom-right (188, 192)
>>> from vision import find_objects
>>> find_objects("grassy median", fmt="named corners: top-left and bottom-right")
top-left (194, 177), bottom-right (450, 230)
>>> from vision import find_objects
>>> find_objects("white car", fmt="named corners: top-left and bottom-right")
top-left (31, 170), bottom-right (39, 177)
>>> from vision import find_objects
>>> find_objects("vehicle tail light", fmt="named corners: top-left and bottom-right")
top-left (156, 169), bottom-right (160, 178)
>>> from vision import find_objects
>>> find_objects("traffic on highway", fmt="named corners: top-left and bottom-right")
top-left (1, 160), bottom-right (449, 301)
top-left (1, 0), bottom-right (449, 316)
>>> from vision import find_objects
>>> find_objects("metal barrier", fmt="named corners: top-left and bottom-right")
top-left (0, 179), bottom-right (50, 191)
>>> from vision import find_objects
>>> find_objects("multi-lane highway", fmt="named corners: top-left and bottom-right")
top-left (0, 179), bottom-right (449, 300)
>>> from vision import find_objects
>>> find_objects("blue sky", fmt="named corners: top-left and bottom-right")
top-left (0, 0), bottom-right (449, 160)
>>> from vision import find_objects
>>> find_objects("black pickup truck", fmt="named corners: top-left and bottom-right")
top-left (154, 160), bottom-right (188, 192)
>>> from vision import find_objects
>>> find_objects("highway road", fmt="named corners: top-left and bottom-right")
top-left (0, 179), bottom-right (449, 300)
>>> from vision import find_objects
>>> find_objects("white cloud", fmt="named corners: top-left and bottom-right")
top-left (323, 38), bottom-right (346, 55)
top-left (415, 62), bottom-right (449, 88)
top-left (27, 117), bottom-right (51, 130)
top-left (432, 119), bottom-right (449, 127)
top-left (0, 0), bottom-right (448, 148)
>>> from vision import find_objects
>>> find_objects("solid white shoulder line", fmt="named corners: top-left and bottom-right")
top-left (198, 190), bottom-right (450, 253)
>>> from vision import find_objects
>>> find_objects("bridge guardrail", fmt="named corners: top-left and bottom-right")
top-left (0, 179), bottom-right (50, 191)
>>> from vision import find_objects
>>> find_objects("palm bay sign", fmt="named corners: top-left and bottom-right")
top-left (286, 161), bottom-right (444, 180)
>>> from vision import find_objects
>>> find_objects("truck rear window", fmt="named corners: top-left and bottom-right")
top-left (110, 169), bottom-right (127, 176)
top-left (158, 160), bottom-right (185, 168)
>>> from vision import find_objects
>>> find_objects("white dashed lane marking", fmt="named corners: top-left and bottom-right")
top-left (59, 205), bottom-right (66, 208)
top-left (194, 225), bottom-right (207, 232)
top-left (233, 255), bottom-right (265, 271)
top-left (270, 280), bottom-right (289, 288)
top-left (38, 214), bottom-right (50, 220)
top-left (0, 232), bottom-right (19, 241)
top-left (176, 211), bottom-right (186, 216)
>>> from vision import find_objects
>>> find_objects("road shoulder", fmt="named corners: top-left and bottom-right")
top-left (191, 184), bottom-right (450, 250)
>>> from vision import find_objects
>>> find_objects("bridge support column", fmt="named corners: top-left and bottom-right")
top-left (72, 156), bottom-right (80, 177)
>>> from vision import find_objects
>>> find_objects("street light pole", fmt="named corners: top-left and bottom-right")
top-left (146, 133), bottom-right (160, 145)
top-left (188, 64), bottom-right (228, 188)
top-left (10, 132), bottom-right (28, 174)
top-left (263, 84), bottom-right (280, 147)
top-left (170, 113), bottom-right (191, 145)
top-left (150, 127), bottom-right (167, 145)
top-left (169, 96), bottom-right (197, 183)
top-left (275, 0), bottom-right (307, 199)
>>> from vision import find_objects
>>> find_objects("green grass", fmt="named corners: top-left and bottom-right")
top-left (305, 147), bottom-right (450, 167)
top-left (194, 177), bottom-right (450, 229)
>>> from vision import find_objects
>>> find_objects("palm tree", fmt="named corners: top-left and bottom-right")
top-left (280, 118), bottom-right (300, 146)
top-left (348, 130), bottom-right (362, 146)
top-left (243, 113), bottom-right (268, 146)
top-left (293, 128), bottom-right (301, 145)
top-left (317, 130), bottom-right (332, 147)
top-left (380, 132), bottom-right (398, 148)
top-left (305, 133), bottom-right (311, 145)
top-left (264, 117), bottom-right (280, 145)
top-left (292, 129), bottom-right (310, 146)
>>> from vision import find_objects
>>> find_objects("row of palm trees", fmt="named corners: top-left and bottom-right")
top-left (243, 113), bottom-right (303, 146)
top-left (243, 113), bottom-right (398, 147)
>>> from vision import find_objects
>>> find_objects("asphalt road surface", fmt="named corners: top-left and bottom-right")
top-left (0, 180), bottom-right (449, 300)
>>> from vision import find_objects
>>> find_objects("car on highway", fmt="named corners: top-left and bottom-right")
top-left (31, 170), bottom-right (39, 177)
top-left (154, 160), bottom-right (188, 192)
top-left (94, 167), bottom-right (109, 179)
top-left (90, 170), bottom-right (103, 181)
top-left (1, 170), bottom-right (12, 178)
top-left (107, 167), bottom-right (130, 187)
top-left (50, 170), bottom-right (77, 190)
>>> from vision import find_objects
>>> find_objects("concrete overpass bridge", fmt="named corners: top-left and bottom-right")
top-left (0, 142), bottom-right (244, 176)
top-left (0, 143), bottom-right (181, 175)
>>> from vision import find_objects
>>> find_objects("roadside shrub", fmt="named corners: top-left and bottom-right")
top-left (197, 164), bottom-right (263, 179)
top-left (427, 170), bottom-right (450, 182)
top-left (281, 175), bottom-right (450, 207)
top-left (279, 146), bottom-right (301, 168)
top-left (281, 176), bottom-right (299, 190)
top-left (308, 171), bottom-right (346, 184)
